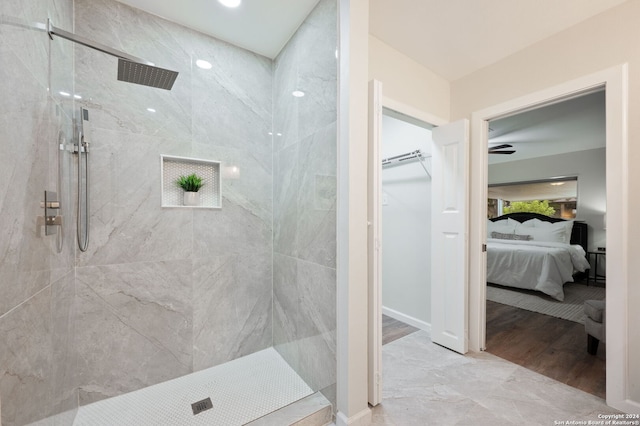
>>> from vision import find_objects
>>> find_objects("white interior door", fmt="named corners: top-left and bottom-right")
top-left (367, 79), bottom-right (383, 405)
top-left (431, 119), bottom-right (469, 354)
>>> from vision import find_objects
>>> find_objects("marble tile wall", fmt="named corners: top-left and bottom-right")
top-left (0, 0), bottom-right (76, 425)
top-left (272, 0), bottom-right (338, 408)
top-left (1, 0), bottom-right (337, 422)
top-left (72, 0), bottom-right (274, 406)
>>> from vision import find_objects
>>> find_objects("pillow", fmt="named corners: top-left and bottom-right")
top-left (520, 219), bottom-right (538, 228)
top-left (487, 219), bottom-right (516, 238)
top-left (527, 225), bottom-right (568, 243)
top-left (512, 233), bottom-right (533, 241)
top-left (513, 219), bottom-right (535, 234)
top-left (532, 219), bottom-right (574, 243)
top-left (558, 220), bottom-right (574, 243)
top-left (506, 217), bottom-right (522, 229)
top-left (491, 231), bottom-right (532, 241)
top-left (487, 218), bottom-right (507, 228)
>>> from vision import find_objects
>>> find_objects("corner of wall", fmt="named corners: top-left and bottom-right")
top-left (368, 35), bottom-right (450, 121)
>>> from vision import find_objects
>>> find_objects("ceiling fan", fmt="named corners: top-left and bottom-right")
top-left (488, 144), bottom-right (515, 155)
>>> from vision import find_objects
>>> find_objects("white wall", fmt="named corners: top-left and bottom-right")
top-left (369, 35), bottom-right (450, 121)
top-left (489, 148), bottom-right (606, 251)
top-left (367, 33), bottom-right (448, 331)
top-left (337, 0), bottom-right (372, 424)
top-left (451, 0), bottom-right (640, 405)
top-left (381, 114), bottom-right (432, 327)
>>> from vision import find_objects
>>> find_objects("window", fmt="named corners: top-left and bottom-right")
top-left (488, 177), bottom-right (578, 219)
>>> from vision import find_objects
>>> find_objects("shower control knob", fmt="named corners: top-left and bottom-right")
top-left (36, 214), bottom-right (63, 237)
top-left (46, 216), bottom-right (63, 225)
top-left (37, 190), bottom-right (63, 237)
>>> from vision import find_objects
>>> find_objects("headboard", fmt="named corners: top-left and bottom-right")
top-left (489, 212), bottom-right (588, 253)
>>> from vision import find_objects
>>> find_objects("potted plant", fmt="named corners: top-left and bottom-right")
top-left (176, 173), bottom-right (204, 206)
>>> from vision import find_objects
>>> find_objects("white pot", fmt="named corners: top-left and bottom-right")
top-left (183, 191), bottom-right (200, 206)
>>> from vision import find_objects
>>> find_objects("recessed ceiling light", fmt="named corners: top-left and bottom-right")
top-left (59, 91), bottom-right (71, 97)
top-left (218, 0), bottom-right (241, 8)
top-left (73, 94), bottom-right (82, 99)
top-left (292, 90), bottom-right (305, 97)
top-left (196, 59), bottom-right (212, 69)
top-left (147, 108), bottom-right (156, 113)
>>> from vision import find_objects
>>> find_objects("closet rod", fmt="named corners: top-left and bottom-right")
top-left (381, 149), bottom-right (431, 167)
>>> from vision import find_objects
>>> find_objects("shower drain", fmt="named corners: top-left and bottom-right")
top-left (191, 397), bottom-right (213, 415)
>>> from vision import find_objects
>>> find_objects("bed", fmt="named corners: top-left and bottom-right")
top-left (487, 213), bottom-right (591, 301)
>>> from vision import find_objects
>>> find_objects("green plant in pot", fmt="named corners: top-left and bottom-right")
top-left (176, 173), bottom-right (204, 206)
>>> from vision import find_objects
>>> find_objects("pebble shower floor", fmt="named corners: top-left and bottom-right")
top-left (32, 348), bottom-right (313, 426)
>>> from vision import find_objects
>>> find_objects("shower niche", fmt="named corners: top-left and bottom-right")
top-left (161, 155), bottom-right (221, 208)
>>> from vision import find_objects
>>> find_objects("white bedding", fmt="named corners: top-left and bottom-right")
top-left (486, 239), bottom-right (591, 301)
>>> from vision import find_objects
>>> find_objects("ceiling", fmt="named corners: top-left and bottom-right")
top-left (115, 0), bottom-right (627, 78)
top-left (115, 1), bottom-right (611, 166)
top-left (369, 0), bottom-right (628, 81)
top-left (115, 0), bottom-right (320, 59)
top-left (487, 90), bottom-right (606, 165)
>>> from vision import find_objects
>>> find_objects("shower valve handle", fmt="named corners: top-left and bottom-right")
top-left (36, 216), bottom-right (63, 237)
top-left (36, 190), bottom-right (63, 237)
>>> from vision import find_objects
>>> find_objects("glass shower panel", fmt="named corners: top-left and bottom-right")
top-left (272, 0), bottom-right (338, 409)
top-left (0, 0), bottom-right (77, 425)
top-left (0, 0), bottom-right (337, 423)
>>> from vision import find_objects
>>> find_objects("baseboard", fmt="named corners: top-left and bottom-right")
top-left (382, 306), bottom-right (431, 334)
top-left (609, 398), bottom-right (640, 414)
top-left (247, 392), bottom-right (332, 425)
top-left (335, 407), bottom-right (372, 426)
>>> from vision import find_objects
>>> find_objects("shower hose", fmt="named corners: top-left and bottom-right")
top-left (77, 137), bottom-right (89, 252)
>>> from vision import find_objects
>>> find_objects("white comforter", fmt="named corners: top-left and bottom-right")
top-left (486, 239), bottom-right (591, 301)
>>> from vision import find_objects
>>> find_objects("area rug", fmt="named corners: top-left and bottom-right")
top-left (486, 283), bottom-right (605, 324)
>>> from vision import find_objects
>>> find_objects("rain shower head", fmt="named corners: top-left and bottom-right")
top-left (47, 19), bottom-right (179, 90)
top-left (117, 59), bottom-right (178, 90)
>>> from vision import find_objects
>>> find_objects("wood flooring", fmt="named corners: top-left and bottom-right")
top-left (382, 314), bottom-right (419, 345)
top-left (485, 300), bottom-right (606, 399)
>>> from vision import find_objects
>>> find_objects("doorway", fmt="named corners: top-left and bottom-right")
top-left (379, 108), bottom-right (434, 333)
top-left (468, 65), bottom-right (628, 411)
top-left (369, 105), bottom-right (439, 406)
top-left (483, 90), bottom-right (607, 398)
top-left (367, 80), bottom-right (451, 405)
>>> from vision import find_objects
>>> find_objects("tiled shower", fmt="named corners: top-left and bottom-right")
top-left (0, 0), bottom-right (337, 424)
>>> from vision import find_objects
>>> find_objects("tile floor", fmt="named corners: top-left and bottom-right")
top-left (371, 331), bottom-right (620, 425)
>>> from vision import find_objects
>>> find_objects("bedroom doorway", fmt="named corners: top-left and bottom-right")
top-left (468, 65), bottom-right (628, 411)
top-left (483, 89), bottom-right (607, 398)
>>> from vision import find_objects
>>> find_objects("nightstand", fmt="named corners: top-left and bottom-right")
top-left (587, 250), bottom-right (606, 285)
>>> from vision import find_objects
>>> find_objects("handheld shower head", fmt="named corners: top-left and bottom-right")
top-left (117, 59), bottom-right (178, 90)
top-left (77, 107), bottom-right (91, 151)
